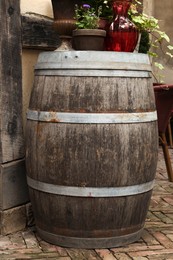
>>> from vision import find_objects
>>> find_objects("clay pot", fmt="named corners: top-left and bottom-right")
top-left (72, 29), bottom-right (106, 51)
top-left (51, 0), bottom-right (82, 37)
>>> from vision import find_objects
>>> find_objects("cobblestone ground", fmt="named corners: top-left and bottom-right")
top-left (1, 147), bottom-right (173, 259)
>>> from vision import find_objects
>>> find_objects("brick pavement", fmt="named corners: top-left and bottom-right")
top-left (0, 147), bottom-right (173, 259)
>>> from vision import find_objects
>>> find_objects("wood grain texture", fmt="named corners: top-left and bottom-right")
top-left (0, 0), bottom-right (24, 163)
top-left (21, 13), bottom-right (61, 50)
top-left (26, 53), bottom-right (158, 248)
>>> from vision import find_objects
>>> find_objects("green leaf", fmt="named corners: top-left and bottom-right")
top-left (166, 52), bottom-right (173, 58)
top-left (148, 51), bottom-right (158, 58)
top-left (160, 33), bottom-right (170, 42)
top-left (154, 62), bottom-right (164, 70)
top-left (167, 45), bottom-right (173, 50)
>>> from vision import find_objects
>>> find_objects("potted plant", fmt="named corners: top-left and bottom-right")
top-left (81, 0), bottom-right (139, 52)
top-left (72, 4), bottom-right (106, 50)
top-left (80, 0), bottom-right (113, 28)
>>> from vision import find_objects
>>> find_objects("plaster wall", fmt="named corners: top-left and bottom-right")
top-left (21, 0), bottom-right (53, 17)
top-left (144, 0), bottom-right (173, 83)
top-left (143, 0), bottom-right (154, 15)
top-left (153, 0), bottom-right (173, 83)
top-left (21, 0), bottom-right (53, 130)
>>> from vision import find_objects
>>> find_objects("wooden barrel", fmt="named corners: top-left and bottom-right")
top-left (26, 51), bottom-right (158, 249)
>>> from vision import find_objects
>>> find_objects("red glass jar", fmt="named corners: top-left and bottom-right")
top-left (106, 0), bottom-right (139, 52)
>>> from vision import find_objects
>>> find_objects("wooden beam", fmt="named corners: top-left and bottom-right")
top-left (22, 12), bottom-right (61, 50)
top-left (0, 1), bottom-right (30, 235)
top-left (0, 0), bottom-right (25, 163)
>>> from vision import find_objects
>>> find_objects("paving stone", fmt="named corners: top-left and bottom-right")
top-left (66, 248), bottom-right (87, 260)
top-left (147, 254), bottom-right (173, 260)
top-left (80, 249), bottom-right (101, 259)
top-left (133, 257), bottom-right (148, 260)
top-left (96, 249), bottom-right (117, 259)
top-left (150, 198), bottom-right (171, 211)
top-left (146, 211), bottom-right (160, 222)
top-left (163, 196), bottom-right (173, 206)
top-left (111, 245), bottom-right (164, 254)
top-left (22, 230), bottom-right (39, 248)
top-left (56, 246), bottom-right (69, 257)
top-left (166, 234), bottom-right (173, 242)
top-left (161, 227), bottom-right (173, 234)
top-left (164, 185), bottom-right (173, 193)
top-left (114, 252), bottom-right (131, 260)
top-left (151, 231), bottom-right (173, 248)
top-left (0, 236), bottom-right (12, 250)
top-left (129, 249), bottom-right (173, 258)
top-left (165, 213), bottom-right (173, 221)
top-left (0, 254), bottom-right (71, 259)
top-left (152, 212), bottom-right (173, 224)
top-left (141, 230), bottom-right (159, 245)
top-left (7, 232), bottom-right (26, 250)
top-left (38, 240), bottom-right (60, 253)
top-left (11, 248), bottom-right (43, 254)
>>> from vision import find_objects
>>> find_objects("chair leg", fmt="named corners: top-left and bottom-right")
top-left (168, 117), bottom-right (173, 148)
top-left (160, 133), bottom-right (173, 182)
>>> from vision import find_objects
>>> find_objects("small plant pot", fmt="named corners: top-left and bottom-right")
top-left (72, 29), bottom-right (106, 51)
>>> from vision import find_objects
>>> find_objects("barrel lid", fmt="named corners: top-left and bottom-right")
top-left (35, 51), bottom-right (151, 72)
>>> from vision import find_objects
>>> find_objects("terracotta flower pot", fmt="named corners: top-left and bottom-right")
top-left (72, 29), bottom-right (106, 51)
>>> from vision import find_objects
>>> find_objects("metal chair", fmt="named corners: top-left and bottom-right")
top-left (153, 84), bottom-right (173, 182)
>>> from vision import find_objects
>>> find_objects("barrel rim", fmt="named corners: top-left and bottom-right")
top-left (35, 51), bottom-right (151, 72)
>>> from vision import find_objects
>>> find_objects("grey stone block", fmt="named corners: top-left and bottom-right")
top-left (0, 159), bottom-right (29, 210)
top-left (0, 204), bottom-right (29, 235)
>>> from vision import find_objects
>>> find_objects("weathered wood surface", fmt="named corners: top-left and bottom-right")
top-left (26, 52), bottom-right (158, 248)
top-left (22, 13), bottom-right (61, 50)
top-left (0, 0), bottom-right (29, 235)
top-left (0, 159), bottom-right (29, 210)
top-left (0, 0), bottom-right (24, 163)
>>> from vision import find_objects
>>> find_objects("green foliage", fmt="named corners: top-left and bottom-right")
top-left (138, 30), bottom-right (150, 54)
top-left (74, 4), bottom-right (101, 29)
top-left (129, 0), bottom-right (173, 82)
top-left (74, 0), bottom-right (173, 82)
top-left (81, 0), bottom-right (112, 19)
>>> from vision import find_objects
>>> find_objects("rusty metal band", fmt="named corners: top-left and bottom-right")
top-left (27, 176), bottom-right (154, 197)
top-left (27, 110), bottom-right (157, 124)
top-left (37, 226), bottom-right (143, 248)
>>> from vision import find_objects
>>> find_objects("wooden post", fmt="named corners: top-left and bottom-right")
top-left (0, 0), bottom-right (29, 234)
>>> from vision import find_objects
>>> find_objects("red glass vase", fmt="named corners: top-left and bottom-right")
top-left (106, 0), bottom-right (139, 52)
